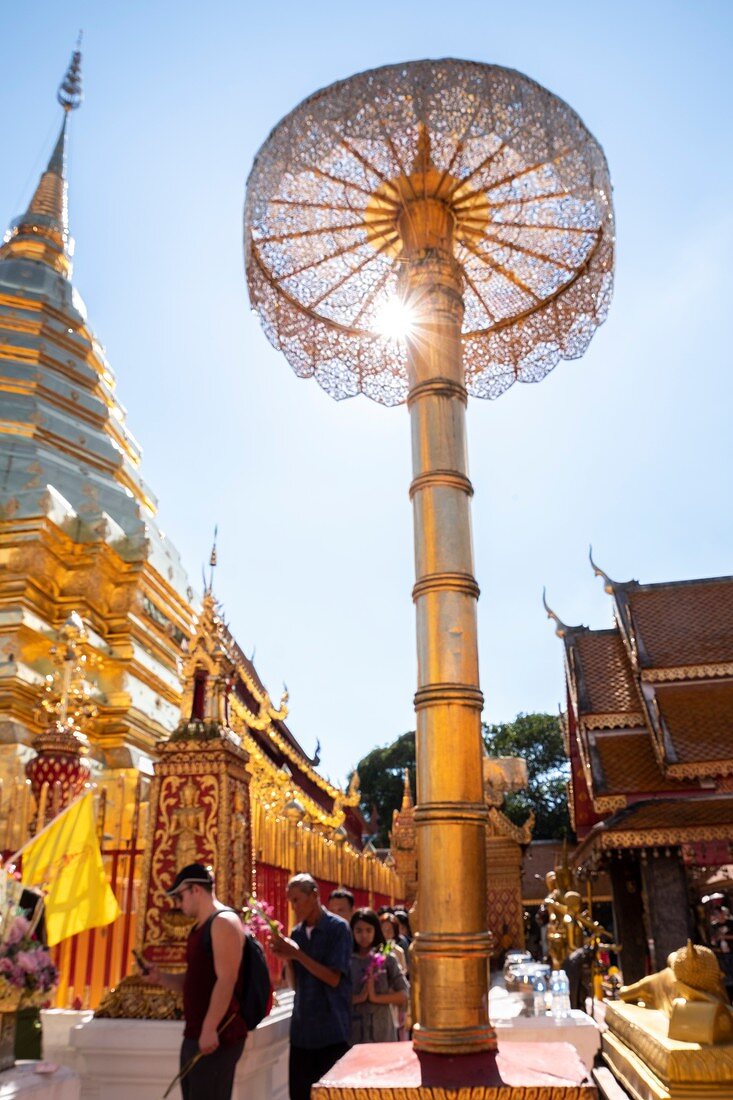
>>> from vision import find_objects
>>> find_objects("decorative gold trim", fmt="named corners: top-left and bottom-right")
top-left (642, 664), bottom-right (733, 683)
top-left (409, 471), bottom-right (474, 499)
top-left (599, 823), bottom-right (733, 850)
top-left (593, 795), bottom-right (627, 814)
top-left (583, 712), bottom-right (644, 730)
top-left (666, 759), bottom-right (733, 781)
top-left (412, 573), bottom-right (480, 601)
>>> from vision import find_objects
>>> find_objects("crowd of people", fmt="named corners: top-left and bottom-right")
top-left (145, 864), bottom-right (413, 1100)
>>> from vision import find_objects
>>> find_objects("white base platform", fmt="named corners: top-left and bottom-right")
top-left (0, 1061), bottom-right (80, 1099)
top-left (67, 991), bottom-right (293, 1100)
top-left (489, 988), bottom-right (602, 1070)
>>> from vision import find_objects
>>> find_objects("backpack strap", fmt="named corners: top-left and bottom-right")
top-left (201, 907), bottom-right (241, 954)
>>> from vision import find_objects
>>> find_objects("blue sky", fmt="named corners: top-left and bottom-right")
top-left (2, 2), bottom-right (732, 784)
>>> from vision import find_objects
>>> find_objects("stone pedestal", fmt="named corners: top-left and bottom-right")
top-left (71, 990), bottom-right (292, 1100)
top-left (313, 1041), bottom-right (596, 1100)
top-left (603, 1001), bottom-right (733, 1100)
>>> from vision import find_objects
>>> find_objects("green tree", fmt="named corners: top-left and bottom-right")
top-left (352, 731), bottom-right (415, 847)
top-left (482, 712), bottom-right (571, 840)
top-left (353, 713), bottom-right (570, 845)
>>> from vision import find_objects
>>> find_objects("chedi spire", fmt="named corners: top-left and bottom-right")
top-left (0, 38), bottom-right (83, 277)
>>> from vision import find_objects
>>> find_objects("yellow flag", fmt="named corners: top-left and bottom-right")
top-left (21, 792), bottom-right (120, 946)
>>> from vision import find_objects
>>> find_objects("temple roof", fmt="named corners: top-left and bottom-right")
top-left (550, 567), bottom-right (733, 828)
top-left (572, 629), bottom-right (640, 718)
top-left (654, 680), bottom-right (733, 770)
top-left (574, 795), bottom-right (733, 868)
top-left (607, 575), bottom-right (733, 672)
top-left (590, 729), bottom-right (690, 797)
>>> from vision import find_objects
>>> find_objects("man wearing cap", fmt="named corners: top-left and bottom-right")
top-left (270, 873), bottom-right (352, 1100)
top-left (145, 863), bottom-right (247, 1100)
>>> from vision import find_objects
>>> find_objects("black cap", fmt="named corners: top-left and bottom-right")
top-left (166, 863), bottom-right (214, 896)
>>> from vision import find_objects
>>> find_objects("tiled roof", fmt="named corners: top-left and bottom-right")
top-left (574, 630), bottom-right (639, 715)
top-left (573, 795), bottom-right (733, 865)
top-left (591, 730), bottom-right (680, 795)
top-left (605, 795), bottom-right (733, 834)
top-left (626, 577), bottom-right (733, 668)
top-left (656, 680), bottom-right (733, 765)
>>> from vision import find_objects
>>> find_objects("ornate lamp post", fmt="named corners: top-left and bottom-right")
top-left (245, 59), bottom-right (613, 1055)
top-left (27, 612), bottom-right (95, 819)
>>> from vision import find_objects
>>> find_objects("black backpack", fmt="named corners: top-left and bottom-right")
top-left (202, 909), bottom-right (274, 1031)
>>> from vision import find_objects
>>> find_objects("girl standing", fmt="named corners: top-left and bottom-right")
top-left (350, 908), bottom-right (408, 1044)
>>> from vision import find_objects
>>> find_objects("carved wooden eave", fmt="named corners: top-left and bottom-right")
top-left (487, 806), bottom-right (533, 845)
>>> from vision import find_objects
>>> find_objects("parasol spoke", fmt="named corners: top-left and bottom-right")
top-left (269, 198), bottom-right (370, 214)
top-left (444, 140), bottom-right (508, 199)
top-left (309, 164), bottom-right (377, 200)
top-left (481, 231), bottom-right (578, 273)
top-left (433, 100), bottom-right (485, 198)
top-left (339, 137), bottom-right (395, 189)
top-left (307, 239), bottom-right (394, 310)
top-left (488, 220), bottom-right (599, 236)
top-left (481, 148), bottom-right (572, 198)
top-left (266, 237), bottom-right (367, 282)
top-left (463, 238), bottom-right (541, 303)
top-left (351, 259), bottom-right (396, 328)
top-left (461, 264), bottom-right (498, 326)
top-left (256, 221), bottom-right (365, 244)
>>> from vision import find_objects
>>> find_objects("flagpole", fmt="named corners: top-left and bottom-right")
top-left (4, 787), bottom-right (94, 867)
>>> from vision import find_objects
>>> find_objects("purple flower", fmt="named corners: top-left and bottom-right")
top-left (6, 916), bottom-right (29, 946)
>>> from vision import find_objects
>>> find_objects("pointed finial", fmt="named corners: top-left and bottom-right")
top-left (206, 525), bottom-right (218, 592)
top-left (412, 122), bottom-right (434, 174)
top-left (57, 35), bottom-right (84, 113)
top-left (542, 587), bottom-right (572, 638)
top-left (401, 768), bottom-right (414, 809)
top-left (589, 545), bottom-right (615, 593)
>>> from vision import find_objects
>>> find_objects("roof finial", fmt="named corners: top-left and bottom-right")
top-left (57, 34), bottom-right (84, 113)
top-left (207, 525), bottom-right (218, 592)
top-left (589, 545), bottom-right (615, 593)
top-left (542, 587), bottom-right (572, 638)
top-left (401, 768), bottom-right (414, 809)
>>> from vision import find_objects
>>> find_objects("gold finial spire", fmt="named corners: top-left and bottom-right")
top-left (0, 39), bottom-right (84, 277)
top-left (401, 767), bottom-right (414, 809)
top-left (57, 33), bottom-right (84, 113)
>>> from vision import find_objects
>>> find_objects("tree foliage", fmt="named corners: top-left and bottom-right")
top-left (352, 731), bottom-right (415, 847)
top-left (354, 713), bottom-right (570, 846)
top-left (482, 712), bottom-right (571, 840)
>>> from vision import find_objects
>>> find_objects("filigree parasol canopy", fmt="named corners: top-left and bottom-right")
top-left (245, 59), bottom-right (614, 406)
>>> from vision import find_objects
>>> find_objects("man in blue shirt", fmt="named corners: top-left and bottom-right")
top-left (270, 873), bottom-right (352, 1100)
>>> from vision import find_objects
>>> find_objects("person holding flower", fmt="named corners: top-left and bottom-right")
top-left (350, 908), bottom-right (408, 1044)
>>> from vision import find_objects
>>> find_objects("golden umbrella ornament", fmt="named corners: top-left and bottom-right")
top-left (245, 58), bottom-right (614, 1055)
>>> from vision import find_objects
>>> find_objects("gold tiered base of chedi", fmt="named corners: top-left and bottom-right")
top-left (313, 1043), bottom-right (596, 1100)
top-left (603, 1002), bottom-right (733, 1100)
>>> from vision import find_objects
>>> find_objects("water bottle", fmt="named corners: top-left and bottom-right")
top-left (550, 969), bottom-right (571, 1019)
top-left (533, 973), bottom-right (547, 1017)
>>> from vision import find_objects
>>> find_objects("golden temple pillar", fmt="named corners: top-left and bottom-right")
top-left (401, 185), bottom-right (494, 1053)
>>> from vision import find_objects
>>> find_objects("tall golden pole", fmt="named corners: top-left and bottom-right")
top-left (399, 181), bottom-right (493, 1053)
top-left (245, 56), bottom-right (615, 1061)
